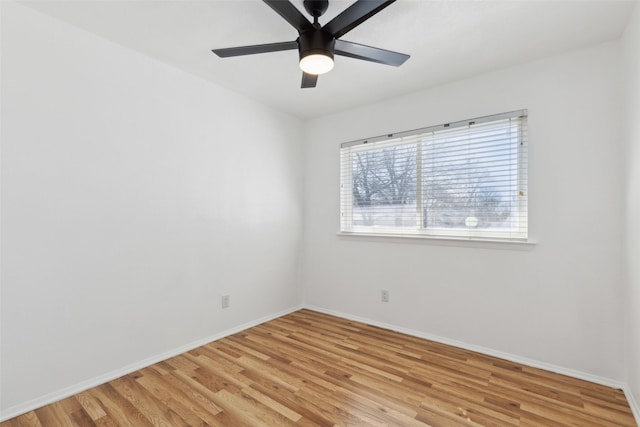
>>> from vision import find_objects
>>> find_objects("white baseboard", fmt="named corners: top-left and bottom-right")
top-left (0, 304), bottom-right (303, 423)
top-left (623, 385), bottom-right (640, 426)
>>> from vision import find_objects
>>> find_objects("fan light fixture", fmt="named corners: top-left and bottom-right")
top-left (299, 52), bottom-right (334, 75)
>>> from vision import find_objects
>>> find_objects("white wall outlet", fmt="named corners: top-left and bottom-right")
top-left (381, 290), bottom-right (389, 302)
top-left (221, 295), bottom-right (230, 309)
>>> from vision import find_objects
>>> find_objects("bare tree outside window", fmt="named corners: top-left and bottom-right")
top-left (351, 145), bottom-right (417, 227)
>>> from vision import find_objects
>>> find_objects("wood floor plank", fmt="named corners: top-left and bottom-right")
top-left (138, 368), bottom-right (224, 426)
top-left (75, 391), bottom-right (108, 422)
top-left (247, 381), bottom-right (335, 426)
top-left (59, 397), bottom-right (96, 427)
top-left (13, 411), bottom-right (42, 427)
top-left (88, 384), bottom-right (154, 427)
top-left (33, 403), bottom-right (75, 427)
top-left (133, 370), bottom-right (208, 426)
top-left (2, 309), bottom-right (636, 426)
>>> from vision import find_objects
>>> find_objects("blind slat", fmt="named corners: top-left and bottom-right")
top-left (340, 111), bottom-right (528, 241)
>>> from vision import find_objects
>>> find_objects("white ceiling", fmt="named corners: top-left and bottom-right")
top-left (22, 0), bottom-right (638, 120)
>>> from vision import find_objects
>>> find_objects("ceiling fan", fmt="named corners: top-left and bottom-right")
top-left (211, 0), bottom-right (410, 88)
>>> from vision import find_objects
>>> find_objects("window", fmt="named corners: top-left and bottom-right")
top-left (340, 110), bottom-right (528, 241)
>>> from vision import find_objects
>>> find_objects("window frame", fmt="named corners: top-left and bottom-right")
top-left (339, 110), bottom-right (529, 243)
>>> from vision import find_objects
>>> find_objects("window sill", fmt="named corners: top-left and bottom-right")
top-left (336, 231), bottom-right (536, 250)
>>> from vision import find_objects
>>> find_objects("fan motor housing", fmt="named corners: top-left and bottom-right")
top-left (298, 30), bottom-right (335, 61)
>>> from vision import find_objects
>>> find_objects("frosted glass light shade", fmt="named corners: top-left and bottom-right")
top-left (299, 54), bottom-right (334, 75)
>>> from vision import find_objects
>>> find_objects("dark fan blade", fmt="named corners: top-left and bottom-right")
top-left (324, 0), bottom-right (395, 39)
top-left (301, 72), bottom-right (318, 88)
top-left (212, 41), bottom-right (298, 57)
top-left (263, 0), bottom-right (314, 32)
top-left (334, 39), bottom-right (409, 66)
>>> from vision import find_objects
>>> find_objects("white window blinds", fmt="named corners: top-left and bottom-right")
top-left (340, 110), bottom-right (528, 241)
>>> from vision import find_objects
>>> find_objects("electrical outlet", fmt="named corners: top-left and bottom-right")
top-left (221, 295), bottom-right (230, 309)
top-left (381, 290), bottom-right (389, 302)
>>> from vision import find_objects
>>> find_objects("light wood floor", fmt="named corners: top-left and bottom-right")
top-left (2, 309), bottom-right (636, 426)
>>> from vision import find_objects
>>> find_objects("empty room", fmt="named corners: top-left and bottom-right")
top-left (1, 0), bottom-right (640, 425)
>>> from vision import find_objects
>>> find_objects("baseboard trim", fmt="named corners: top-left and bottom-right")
top-left (304, 305), bottom-right (627, 389)
top-left (623, 385), bottom-right (640, 426)
top-left (0, 304), bottom-right (303, 422)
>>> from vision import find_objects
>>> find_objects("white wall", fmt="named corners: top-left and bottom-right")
top-left (623, 2), bottom-right (640, 411)
top-left (0, 1), bottom-right (303, 415)
top-left (302, 42), bottom-right (626, 381)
